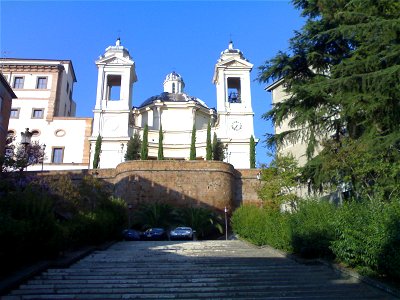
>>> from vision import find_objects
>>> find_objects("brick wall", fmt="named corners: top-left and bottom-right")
top-left (37, 161), bottom-right (263, 211)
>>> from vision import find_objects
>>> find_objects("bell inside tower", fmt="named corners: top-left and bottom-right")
top-left (227, 77), bottom-right (241, 103)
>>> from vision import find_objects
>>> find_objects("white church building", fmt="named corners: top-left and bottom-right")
top-left (2, 39), bottom-right (257, 170)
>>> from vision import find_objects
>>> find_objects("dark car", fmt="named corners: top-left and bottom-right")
top-left (122, 229), bottom-right (141, 241)
top-left (169, 226), bottom-right (194, 240)
top-left (142, 228), bottom-right (167, 240)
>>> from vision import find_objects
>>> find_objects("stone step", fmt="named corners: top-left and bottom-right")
top-left (4, 241), bottom-right (396, 299)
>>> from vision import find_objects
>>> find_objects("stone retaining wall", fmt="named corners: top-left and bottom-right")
top-left (37, 161), bottom-right (263, 211)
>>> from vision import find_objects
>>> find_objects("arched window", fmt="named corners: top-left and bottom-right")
top-left (172, 83), bottom-right (176, 94)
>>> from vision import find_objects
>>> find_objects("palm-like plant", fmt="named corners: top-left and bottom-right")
top-left (177, 206), bottom-right (223, 239)
top-left (133, 202), bottom-right (177, 230)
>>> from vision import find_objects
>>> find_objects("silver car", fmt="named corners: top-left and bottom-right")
top-left (169, 227), bottom-right (194, 240)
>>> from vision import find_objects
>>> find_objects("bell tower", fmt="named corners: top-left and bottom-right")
top-left (90, 38), bottom-right (137, 168)
top-left (213, 41), bottom-right (256, 168)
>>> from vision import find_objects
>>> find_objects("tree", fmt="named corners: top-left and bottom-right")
top-left (212, 133), bottom-right (225, 161)
top-left (125, 132), bottom-right (141, 161)
top-left (141, 124), bottom-right (149, 160)
top-left (258, 154), bottom-right (300, 211)
top-left (157, 124), bottom-right (164, 160)
top-left (189, 123), bottom-right (196, 160)
top-left (258, 0), bottom-right (400, 199)
top-left (1, 138), bottom-right (45, 172)
top-left (92, 135), bottom-right (102, 169)
top-left (206, 122), bottom-right (212, 160)
top-left (250, 135), bottom-right (256, 168)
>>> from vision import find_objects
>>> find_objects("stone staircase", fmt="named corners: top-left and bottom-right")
top-left (3, 240), bottom-right (397, 299)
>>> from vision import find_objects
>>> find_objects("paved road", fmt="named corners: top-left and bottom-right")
top-left (4, 240), bottom-right (397, 299)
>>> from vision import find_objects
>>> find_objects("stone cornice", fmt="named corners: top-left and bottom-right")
top-left (0, 64), bottom-right (64, 73)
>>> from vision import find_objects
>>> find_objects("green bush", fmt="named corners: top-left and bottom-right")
top-left (231, 205), bottom-right (292, 251)
top-left (331, 198), bottom-right (400, 279)
top-left (290, 200), bottom-right (336, 258)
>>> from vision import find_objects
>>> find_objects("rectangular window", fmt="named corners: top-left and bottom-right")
top-left (52, 147), bottom-right (64, 164)
top-left (36, 77), bottom-right (48, 89)
top-left (66, 82), bottom-right (69, 94)
top-left (10, 108), bottom-right (20, 118)
top-left (13, 77), bottom-right (24, 89)
top-left (32, 108), bottom-right (44, 119)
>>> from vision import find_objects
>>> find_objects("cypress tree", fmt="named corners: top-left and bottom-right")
top-left (212, 132), bottom-right (225, 161)
top-left (250, 135), bottom-right (256, 168)
top-left (190, 123), bottom-right (196, 160)
top-left (92, 135), bottom-right (102, 169)
top-left (125, 132), bottom-right (141, 161)
top-left (206, 122), bottom-right (212, 160)
top-left (158, 124), bottom-right (164, 160)
top-left (141, 124), bottom-right (148, 160)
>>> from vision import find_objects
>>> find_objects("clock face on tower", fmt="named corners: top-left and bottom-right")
top-left (231, 121), bottom-right (242, 131)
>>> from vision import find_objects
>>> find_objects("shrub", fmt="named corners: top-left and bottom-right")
top-left (290, 199), bottom-right (336, 258)
top-left (231, 205), bottom-right (292, 251)
top-left (331, 198), bottom-right (400, 279)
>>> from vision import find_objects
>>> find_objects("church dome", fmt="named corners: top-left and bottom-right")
top-left (138, 92), bottom-right (209, 109)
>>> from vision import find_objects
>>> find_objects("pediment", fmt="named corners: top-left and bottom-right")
top-left (96, 56), bottom-right (134, 65)
top-left (216, 58), bottom-right (253, 69)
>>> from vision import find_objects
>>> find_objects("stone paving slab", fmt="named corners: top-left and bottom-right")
top-left (3, 240), bottom-right (399, 299)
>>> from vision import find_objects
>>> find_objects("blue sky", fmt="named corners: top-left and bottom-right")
top-left (1, 0), bottom-right (304, 166)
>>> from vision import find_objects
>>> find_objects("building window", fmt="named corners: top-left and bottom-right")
top-left (13, 77), bottom-right (24, 89)
top-left (52, 147), bottom-right (64, 164)
top-left (66, 82), bottom-right (69, 94)
top-left (31, 130), bottom-right (40, 137)
top-left (227, 77), bottom-right (241, 103)
top-left (36, 77), bottom-right (48, 89)
top-left (172, 83), bottom-right (176, 94)
top-left (32, 108), bottom-right (44, 119)
top-left (10, 108), bottom-right (20, 119)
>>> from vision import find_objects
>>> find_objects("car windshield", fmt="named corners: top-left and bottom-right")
top-left (149, 228), bottom-right (163, 233)
top-left (175, 227), bottom-right (191, 231)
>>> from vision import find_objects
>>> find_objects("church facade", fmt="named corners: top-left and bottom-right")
top-left (90, 39), bottom-right (256, 169)
top-left (1, 39), bottom-right (256, 170)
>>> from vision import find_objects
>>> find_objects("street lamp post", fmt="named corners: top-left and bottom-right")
top-left (224, 206), bottom-right (228, 240)
top-left (20, 128), bottom-right (33, 171)
top-left (41, 144), bottom-right (46, 171)
top-left (128, 203), bottom-right (132, 229)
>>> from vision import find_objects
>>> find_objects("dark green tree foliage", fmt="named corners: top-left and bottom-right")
top-left (258, 0), bottom-right (400, 199)
top-left (141, 124), bottom-right (149, 160)
top-left (158, 124), bottom-right (164, 160)
top-left (212, 133), bottom-right (225, 161)
top-left (190, 123), bottom-right (196, 160)
top-left (92, 135), bottom-right (102, 169)
top-left (206, 122), bottom-right (212, 160)
top-left (125, 132), bottom-right (141, 161)
top-left (250, 135), bottom-right (256, 168)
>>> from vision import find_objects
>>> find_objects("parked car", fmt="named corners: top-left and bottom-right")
top-left (122, 229), bottom-right (142, 241)
top-left (142, 228), bottom-right (168, 240)
top-left (169, 227), bottom-right (194, 240)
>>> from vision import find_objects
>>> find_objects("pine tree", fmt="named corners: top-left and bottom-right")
top-left (212, 132), bottom-right (225, 161)
top-left (258, 0), bottom-right (400, 199)
top-left (250, 135), bottom-right (256, 168)
top-left (206, 122), bottom-right (212, 160)
top-left (190, 123), bottom-right (196, 160)
top-left (158, 124), bottom-right (164, 160)
top-left (141, 124), bottom-right (148, 160)
top-left (125, 132), bottom-right (141, 161)
top-left (93, 135), bottom-right (102, 169)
